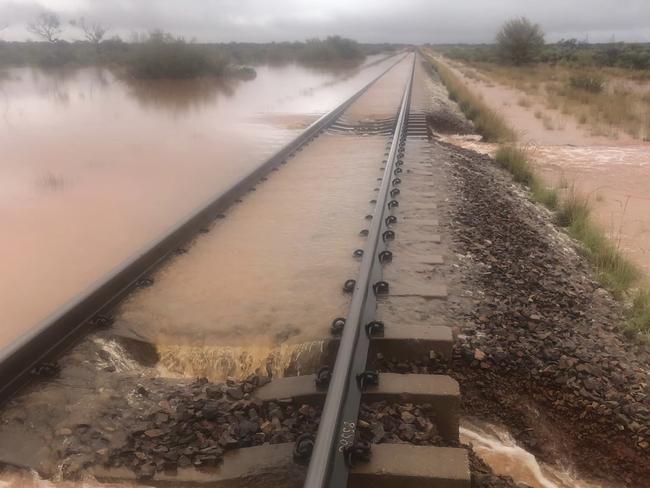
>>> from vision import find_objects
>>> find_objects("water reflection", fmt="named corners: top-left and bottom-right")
top-left (125, 77), bottom-right (236, 115)
top-left (0, 53), bottom-right (401, 348)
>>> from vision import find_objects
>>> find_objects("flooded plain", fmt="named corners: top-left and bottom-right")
top-left (0, 55), bottom-right (413, 485)
top-left (114, 56), bottom-right (413, 379)
top-left (434, 56), bottom-right (650, 274)
top-left (0, 53), bottom-right (401, 348)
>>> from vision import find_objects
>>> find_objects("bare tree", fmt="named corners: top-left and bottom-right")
top-left (71, 17), bottom-right (108, 47)
top-left (27, 12), bottom-right (61, 43)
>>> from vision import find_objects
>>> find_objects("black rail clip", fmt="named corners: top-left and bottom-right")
top-left (390, 188), bottom-right (400, 198)
top-left (89, 315), bottom-right (114, 328)
top-left (365, 320), bottom-right (385, 337)
top-left (373, 281), bottom-right (390, 295)
top-left (31, 362), bottom-right (60, 378)
top-left (387, 200), bottom-right (399, 209)
top-left (392, 178), bottom-right (401, 186)
top-left (294, 433), bottom-right (315, 464)
top-left (331, 317), bottom-right (346, 335)
top-left (344, 441), bottom-right (372, 468)
top-left (315, 366), bottom-right (332, 389)
top-left (385, 215), bottom-right (397, 226)
top-left (359, 229), bottom-right (369, 237)
top-left (136, 277), bottom-right (154, 288)
top-left (343, 279), bottom-right (357, 293)
top-left (383, 230), bottom-right (396, 242)
top-left (353, 249), bottom-right (364, 258)
top-left (356, 370), bottom-right (379, 390)
top-left (378, 250), bottom-right (393, 264)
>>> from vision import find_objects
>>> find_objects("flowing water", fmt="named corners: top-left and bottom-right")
top-left (113, 56), bottom-right (414, 380)
top-left (0, 54), bottom-right (400, 348)
top-left (461, 419), bottom-right (619, 488)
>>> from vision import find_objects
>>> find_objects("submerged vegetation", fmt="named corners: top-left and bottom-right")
top-left (423, 50), bottom-right (650, 335)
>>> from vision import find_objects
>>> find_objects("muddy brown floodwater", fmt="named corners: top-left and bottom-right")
top-left (0, 54), bottom-right (400, 348)
top-left (435, 56), bottom-right (650, 275)
top-left (114, 55), bottom-right (413, 379)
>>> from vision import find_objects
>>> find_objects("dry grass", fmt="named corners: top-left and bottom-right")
top-left (495, 144), bottom-right (534, 185)
top-left (424, 49), bottom-right (650, 334)
top-left (630, 289), bottom-right (650, 335)
top-left (425, 55), bottom-right (516, 142)
top-left (468, 62), bottom-right (650, 140)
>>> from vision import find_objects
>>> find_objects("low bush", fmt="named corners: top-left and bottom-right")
top-left (568, 74), bottom-right (605, 93)
top-left (495, 144), bottom-right (534, 185)
top-left (298, 36), bottom-right (364, 64)
top-left (127, 32), bottom-right (227, 79)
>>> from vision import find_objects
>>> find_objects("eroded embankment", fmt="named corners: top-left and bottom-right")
top-left (375, 60), bottom-right (649, 486)
top-left (402, 132), bottom-right (650, 485)
top-left (443, 140), bottom-right (649, 485)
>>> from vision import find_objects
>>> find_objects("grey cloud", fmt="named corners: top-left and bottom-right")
top-left (1, 0), bottom-right (650, 43)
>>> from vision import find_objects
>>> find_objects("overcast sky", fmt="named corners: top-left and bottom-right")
top-left (1, 0), bottom-right (650, 44)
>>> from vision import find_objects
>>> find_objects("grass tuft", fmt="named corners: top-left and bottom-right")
top-left (495, 144), bottom-right (534, 185)
top-left (427, 56), bottom-right (516, 142)
top-left (556, 187), bottom-right (642, 296)
top-left (568, 74), bottom-right (605, 93)
top-left (630, 289), bottom-right (650, 334)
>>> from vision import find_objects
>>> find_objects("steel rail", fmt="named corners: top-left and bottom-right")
top-left (303, 53), bottom-right (416, 488)
top-left (0, 53), bottom-right (408, 404)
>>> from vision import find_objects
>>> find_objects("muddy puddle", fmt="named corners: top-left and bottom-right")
top-left (0, 53), bottom-right (400, 348)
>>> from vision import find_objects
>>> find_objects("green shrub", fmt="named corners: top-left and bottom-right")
top-left (496, 17), bottom-right (545, 65)
top-left (495, 144), bottom-right (534, 185)
top-left (630, 289), bottom-right (650, 334)
top-left (128, 32), bottom-right (227, 79)
top-left (298, 36), bottom-right (364, 64)
top-left (556, 186), bottom-right (591, 227)
top-left (568, 74), bottom-right (605, 93)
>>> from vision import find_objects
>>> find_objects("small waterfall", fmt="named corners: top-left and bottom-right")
top-left (156, 340), bottom-right (329, 380)
top-left (461, 419), bottom-right (616, 488)
top-left (92, 338), bottom-right (140, 373)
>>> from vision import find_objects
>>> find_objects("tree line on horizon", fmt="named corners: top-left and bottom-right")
top-left (0, 11), bottom-right (377, 78)
top-left (437, 17), bottom-right (650, 71)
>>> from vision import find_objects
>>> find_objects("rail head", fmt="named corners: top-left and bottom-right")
top-left (0, 53), bottom-right (408, 405)
top-left (303, 53), bottom-right (416, 488)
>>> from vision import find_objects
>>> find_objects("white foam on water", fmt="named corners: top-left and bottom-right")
top-left (461, 420), bottom-right (616, 488)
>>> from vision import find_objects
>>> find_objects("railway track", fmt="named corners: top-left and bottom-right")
top-left (0, 52), bottom-right (470, 487)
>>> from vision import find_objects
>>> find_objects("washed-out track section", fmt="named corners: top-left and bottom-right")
top-left (101, 54), bottom-right (466, 488)
top-left (0, 53), bottom-right (469, 487)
